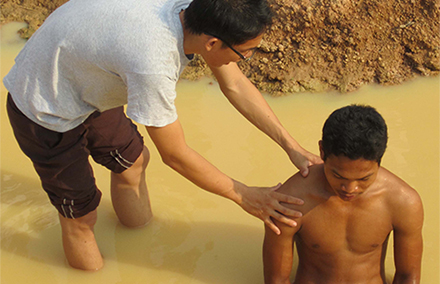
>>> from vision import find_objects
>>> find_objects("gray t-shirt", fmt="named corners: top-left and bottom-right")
top-left (3, 0), bottom-right (192, 132)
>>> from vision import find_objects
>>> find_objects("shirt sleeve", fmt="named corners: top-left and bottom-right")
top-left (125, 72), bottom-right (178, 127)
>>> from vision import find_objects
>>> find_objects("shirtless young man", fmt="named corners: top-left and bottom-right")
top-left (263, 105), bottom-right (424, 284)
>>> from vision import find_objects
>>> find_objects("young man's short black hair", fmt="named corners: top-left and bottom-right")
top-left (321, 105), bottom-right (388, 164)
top-left (184, 0), bottom-right (273, 46)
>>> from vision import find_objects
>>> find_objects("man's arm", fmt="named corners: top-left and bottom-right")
top-left (263, 217), bottom-right (298, 284)
top-left (209, 62), bottom-right (322, 177)
top-left (391, 186), bottom-right (424, 284)
top-left (146, 119), bottom-right (305, 234)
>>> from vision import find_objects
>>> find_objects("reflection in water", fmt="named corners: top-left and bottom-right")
top-left (1, 22), bottom-right (439, 283)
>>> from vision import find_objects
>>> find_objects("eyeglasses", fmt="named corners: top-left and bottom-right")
top-left (206, 33), bottom-right (257, 61)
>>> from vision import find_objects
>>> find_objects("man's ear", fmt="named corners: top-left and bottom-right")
top-left (318, 140), bottom-right (325, 160)
top-left (204, 35), bottom-right (220, 52)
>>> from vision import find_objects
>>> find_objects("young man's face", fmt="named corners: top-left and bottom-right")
top-left (203, 34), bottom-right (263, 67)
top-left (323, 154), bottom-right (380, 201)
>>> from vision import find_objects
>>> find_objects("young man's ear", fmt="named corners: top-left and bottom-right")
top-left (204, 35), bottom-right (220, 52)
top-left (318, 140), bottom-right (325, 161)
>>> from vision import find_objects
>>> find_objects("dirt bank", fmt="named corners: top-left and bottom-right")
top-left (2, 0), bottom-right (439, 95)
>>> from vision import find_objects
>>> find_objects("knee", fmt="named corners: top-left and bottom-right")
top-left (132, 145), bottom-right (149, 173)
top-left (140, 145), bottom-right (150, 170)
top-left (127, 145), bottom-right (149, 172)
top-left (112, 146), bottom-right (149, 183)
top-left (59, 210), bottom-right (98, 233)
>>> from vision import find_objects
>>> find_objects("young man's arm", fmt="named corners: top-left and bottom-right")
top-left (392, 186), bottom-right (424, 284)
top-left (146, 119), bottom-right (305, 234)
top-left (210, 62), bottom-right (322, 177)
top-left (263, 217), bottom-right (298, 284)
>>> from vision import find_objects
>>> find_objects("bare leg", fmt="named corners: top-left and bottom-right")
top-left (111, 146), bottom-right (153, 228)
top-left (58, 209), bottom-right (104, 270)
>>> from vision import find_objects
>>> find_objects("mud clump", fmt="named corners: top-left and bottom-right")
top-left (2, 0), bottom-right (439, 96)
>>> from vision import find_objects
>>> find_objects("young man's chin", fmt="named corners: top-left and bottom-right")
top-left (339, 194), bottom-right (357, 201)
top-left (202, 54), bottom-right (235, 68)
top-left (210, 60), bottom-right (232, 68)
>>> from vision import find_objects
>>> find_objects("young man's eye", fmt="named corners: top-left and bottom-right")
top-left (360, 175), bottom-right (373, 181)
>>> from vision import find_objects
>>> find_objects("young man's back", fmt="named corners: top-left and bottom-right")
top-left (263, 105), bottom-right (423, 284)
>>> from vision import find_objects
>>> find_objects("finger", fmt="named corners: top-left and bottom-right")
top-left (271, 211), bottom-right (298, 227)
top-left (273, 192), bottom-right (304, 205)
top-left (264, 218), bottom-right (281, 235)
top-left (274, 205), bottom-right (303, 218)
top-left (269, 183), bottom-right (282, 192)
top-left (296, 157), bottom-right (311, 177)
top-left (312, 154), bottom-right (324, 165)
top-left (300, 167), bottom-right (309, 177)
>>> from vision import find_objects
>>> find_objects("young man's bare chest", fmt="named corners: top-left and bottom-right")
top-left (296, 194), bottom-right (393, 255)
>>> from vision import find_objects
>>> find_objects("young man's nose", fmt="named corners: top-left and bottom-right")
top-left (341, 182), bottom-right (359, 193)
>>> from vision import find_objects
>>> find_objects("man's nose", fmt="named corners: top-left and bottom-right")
top-left (341, 182), bottom-right (358, 193)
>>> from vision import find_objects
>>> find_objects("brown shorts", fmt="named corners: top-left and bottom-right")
top-left (6, 93), bottom-right (144, 219)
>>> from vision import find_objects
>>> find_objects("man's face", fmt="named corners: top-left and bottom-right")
top-left (323, 155), bottom-right (379, 201)
top-left (203, 34), bottom-right (263, 67)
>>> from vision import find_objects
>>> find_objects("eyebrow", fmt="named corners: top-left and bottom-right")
top-left (332, 170), bottom-right (374, 181)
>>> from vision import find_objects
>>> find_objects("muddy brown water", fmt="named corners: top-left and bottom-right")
top-left (1, 22), bottom-right (439, 283)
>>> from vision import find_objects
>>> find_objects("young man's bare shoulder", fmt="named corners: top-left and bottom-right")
top-left (272, 165), bottom-right (327, 232)
top-left (277, 164), bottom-right (326, 207)
top-left (377, 167), bottom-right (423, 213)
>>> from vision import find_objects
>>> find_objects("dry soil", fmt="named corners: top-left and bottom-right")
top-left (1, 0), bottom-right (439, 95)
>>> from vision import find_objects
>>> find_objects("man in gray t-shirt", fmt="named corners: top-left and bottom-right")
top-left (4, 0), bottom-right (321, 270)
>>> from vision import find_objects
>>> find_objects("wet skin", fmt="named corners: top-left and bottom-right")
top-left (263, 155), bottom-right (423, 284)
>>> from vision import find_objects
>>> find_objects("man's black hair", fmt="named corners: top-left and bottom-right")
top-left (184, 0), bottom-right (273, 46)
top-left (321, 104), bottom-right (388, 164)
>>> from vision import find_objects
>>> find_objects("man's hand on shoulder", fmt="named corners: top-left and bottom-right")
top-left (286, 144), bottom-right (322, 177)
top-left (232, 180), bottom-right (304, 235)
